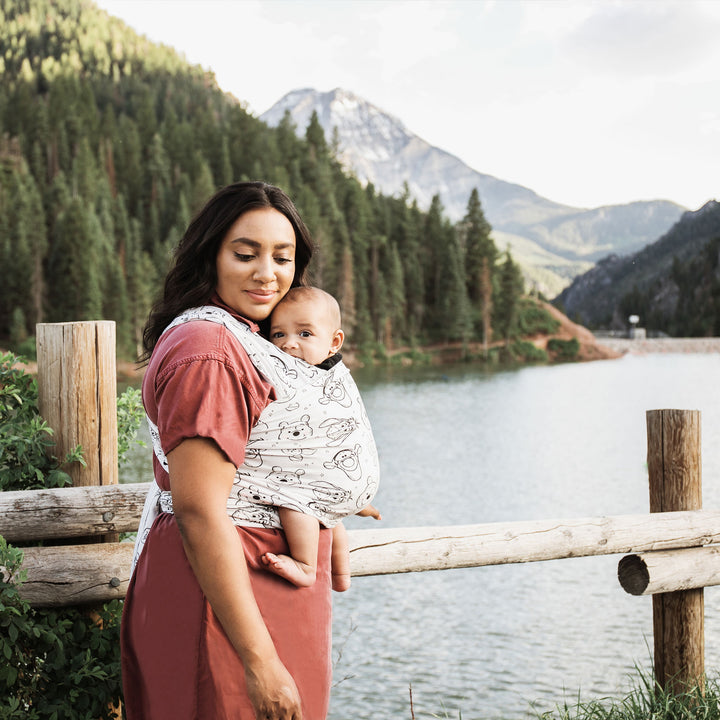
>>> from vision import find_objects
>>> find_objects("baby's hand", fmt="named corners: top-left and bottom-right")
top-left (357, 504), bottom-right (381, 520)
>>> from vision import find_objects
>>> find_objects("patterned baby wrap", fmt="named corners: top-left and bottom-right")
top-left (132, 306), bottom-right (379, 572)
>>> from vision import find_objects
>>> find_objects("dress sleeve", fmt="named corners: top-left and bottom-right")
top-left (146, 321), bottom-right (274, 469)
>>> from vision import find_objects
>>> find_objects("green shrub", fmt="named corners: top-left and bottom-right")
top-left (0, 538), bottom-right (123, 720)
top-left (0, 353), bottom-right (144, 718)
top-left (517, 300), bottom-right (561, 336)
top-left (0, 352), bottom-right (83, 492)
top-left (547, 337), bottom-right (580, 361)
top-left (508, 340), bottom-right (548, 363)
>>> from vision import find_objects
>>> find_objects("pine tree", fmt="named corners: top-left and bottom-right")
top-left (494, 250), bottom-right (525, 344)
top-left (461, 187), bottom-right (496, 341)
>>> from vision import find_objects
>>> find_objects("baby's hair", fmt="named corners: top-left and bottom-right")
top-left (277, 287), bottom-right (342, 329)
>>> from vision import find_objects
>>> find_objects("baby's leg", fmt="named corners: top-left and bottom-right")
top-left (262, 508), bottom-right (320, 587)
top-left (331, 522), bottom-right (351, 592)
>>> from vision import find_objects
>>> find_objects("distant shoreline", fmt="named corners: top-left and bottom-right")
top-left (597, 337), bottom-right (720, 355)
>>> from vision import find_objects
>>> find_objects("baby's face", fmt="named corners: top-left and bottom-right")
top-left (270, 299), bottom-right (341, 365)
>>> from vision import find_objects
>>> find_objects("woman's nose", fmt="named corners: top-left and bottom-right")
top-left (253, 255), bottom-right (275, 282)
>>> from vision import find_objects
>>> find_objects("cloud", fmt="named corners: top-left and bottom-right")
top-left (561, 0), bottom-right (720, 78)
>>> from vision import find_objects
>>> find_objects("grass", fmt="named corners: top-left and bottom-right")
top-left (410, 670), bottom-right (720, 720)
top-left (536, 670), bottom-right (720, 720)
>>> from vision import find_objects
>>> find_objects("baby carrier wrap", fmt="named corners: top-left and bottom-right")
top-left (132, 306), bottom-right (379, 573)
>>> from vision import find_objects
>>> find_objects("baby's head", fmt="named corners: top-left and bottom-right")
top-left (270, 287), bottom-right (344, 365)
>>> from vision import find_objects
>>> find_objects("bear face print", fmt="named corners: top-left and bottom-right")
top-left (264, 466), bottom-right (306, 490)
top-left (278, 414), bottom-right (313, 441)
top-left (323, 445), bottom-right (362, 481)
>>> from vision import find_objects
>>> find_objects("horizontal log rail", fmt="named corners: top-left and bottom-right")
top-left (4, 490), bottom-right (720, 606)
top-left (0, 483), bottom-right (151, 542)
top-left (618, 546), bottom-right (720, 596)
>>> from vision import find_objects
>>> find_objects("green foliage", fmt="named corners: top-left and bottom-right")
top-left (547, 337), bottom-right (580, 361)
top-left (0, 535), bottom-right (123, 720)
top-left (507, 340), bottom-right (548, 363)
top-left (0, 0), bottom-right (527, 360)
top-left (494, 251), bottom-right (526, 342)
top-left (517, 300), bottom-right (561, 335)
top-left (0, 352), bottom-right (83, 491)
top-left (536, 667), bottom-right (719, 719)
top-left (0, 360), bottom-right (144, 717)
top-left (619, 234), bottom-right (720, 337)
top-left (117, 386), bottom-right (145, 464)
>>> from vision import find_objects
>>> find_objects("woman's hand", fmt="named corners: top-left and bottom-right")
top-left (168, 437), bottom-right (302, 719)
top-left (245, 655), bottom-right (304, 720)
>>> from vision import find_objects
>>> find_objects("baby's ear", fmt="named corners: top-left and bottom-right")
top-left (331, 328), bottom-right (345, 353)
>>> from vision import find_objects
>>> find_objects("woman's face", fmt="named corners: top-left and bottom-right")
top-left (215, 207), bottom-right (296, 321)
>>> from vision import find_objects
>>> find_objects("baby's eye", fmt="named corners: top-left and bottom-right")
top-left (299, 330), bottom-right (313, 338)
top-left (271, 331), bottom-right (285, 339)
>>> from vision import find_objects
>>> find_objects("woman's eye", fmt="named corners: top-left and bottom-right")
top-left (234, 253), bottom-right (254, 262)
top-left (275, 257), bottom-right (293, 265)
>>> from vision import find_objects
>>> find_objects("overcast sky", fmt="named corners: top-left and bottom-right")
top-left (93, 0), bottom-right (720, 211)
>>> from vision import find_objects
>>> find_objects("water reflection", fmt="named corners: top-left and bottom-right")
top-left (121, 353), bottom-right (720, 719)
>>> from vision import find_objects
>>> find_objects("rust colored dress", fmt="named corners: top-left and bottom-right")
top-left (121, 300), bottom-right (333, 719)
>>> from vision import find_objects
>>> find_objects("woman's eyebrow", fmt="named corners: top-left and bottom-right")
top-left (230, 237), bottom-right (294, 250)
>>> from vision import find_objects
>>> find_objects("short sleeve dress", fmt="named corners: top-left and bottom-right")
top-left (120, 300), bottom-right (333, 720)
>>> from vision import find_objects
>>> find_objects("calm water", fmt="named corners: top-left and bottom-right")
top-left (120, 353), bottom-right (720, 718)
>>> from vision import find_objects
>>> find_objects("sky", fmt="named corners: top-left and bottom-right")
top-left (92, 0), bottom-right (720, 211)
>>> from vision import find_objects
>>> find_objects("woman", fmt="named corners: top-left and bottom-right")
top-left (121, 182), bottom-right (329, 720)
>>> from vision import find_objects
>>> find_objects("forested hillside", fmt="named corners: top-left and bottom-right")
top-left (556, 201), bottom-right (720, 335)
top-left (0, 0), bottom-right (530, 360)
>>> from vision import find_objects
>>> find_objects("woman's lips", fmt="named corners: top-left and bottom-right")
top-left (246, 289), bottom-right (276, 303)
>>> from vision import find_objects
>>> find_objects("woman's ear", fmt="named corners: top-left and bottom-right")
top-left (330, 328), bottom-right (345, 353)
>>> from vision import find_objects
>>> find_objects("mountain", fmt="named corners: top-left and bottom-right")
top-left (554, 201), bottom-right (720, 332)
top-left (261, 88), bottom-right (686, 296)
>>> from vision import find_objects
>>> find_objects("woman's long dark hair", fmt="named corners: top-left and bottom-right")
top-left (141, 181), bottom-right (314, 362)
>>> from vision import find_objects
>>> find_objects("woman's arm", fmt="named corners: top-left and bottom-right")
top-left (167, 437), bottom-right (303, 720)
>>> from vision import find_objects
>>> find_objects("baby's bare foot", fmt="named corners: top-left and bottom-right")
top-left (262, 552), bottom-right (316, 587)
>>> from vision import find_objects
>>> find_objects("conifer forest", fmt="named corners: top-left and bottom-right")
top-left (0, 0), bottom-right (525, 359)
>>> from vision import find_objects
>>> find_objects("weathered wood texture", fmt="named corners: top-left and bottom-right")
top-left (647, 409), bottom-right (704, 692)
top-left (9, 507), bottom-right (720, 606)
top-left (36, 321), bottom-right (118, 488)
top-left (619, 546), bottom-right (720, 595)
top-left (0, 483), bottom-right (151, 542)
top-left (11, 543), bottom-right (135, 607)
top-left (347, 511), bottom-right (720, 576)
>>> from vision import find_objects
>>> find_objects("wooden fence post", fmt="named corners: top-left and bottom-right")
top-left (646, 409), bottom-right (704, 693)
top-left (36, 321), bottom-right (118, 540)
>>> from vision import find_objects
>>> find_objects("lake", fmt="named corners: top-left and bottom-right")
top-left (120, 352), bottom-right (720, 719)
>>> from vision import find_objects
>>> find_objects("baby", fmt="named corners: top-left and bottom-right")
top-left (262, 286), bottom-right (380, 591)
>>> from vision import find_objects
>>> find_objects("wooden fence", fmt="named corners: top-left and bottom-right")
top-left (1, 322), bottom-right (718, 694)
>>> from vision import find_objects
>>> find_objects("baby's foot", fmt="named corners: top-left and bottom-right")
top-left (261, 552), bottom-right (316, 587)
top-left (332, 572), bottom-right (351, 592)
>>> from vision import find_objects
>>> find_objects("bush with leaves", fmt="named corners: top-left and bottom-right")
top-left (547, 337), bottom-right (580, 361)
top-left (0, 353), bottom-right (144, 718)
top-left (0, 352), bottom-right (84, 491)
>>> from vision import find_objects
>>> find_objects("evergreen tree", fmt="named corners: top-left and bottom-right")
top-left (460, 188), bottom-right (496, 340)
top-left (45, 197), bottom-right (101, 322)
top-left (494, 250), bottom-right (525, 344)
